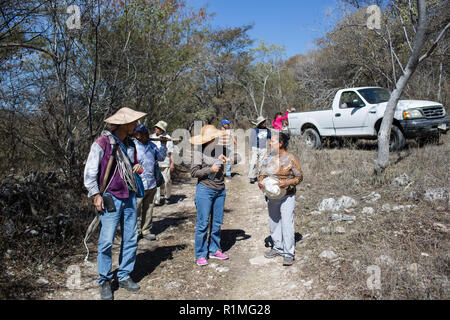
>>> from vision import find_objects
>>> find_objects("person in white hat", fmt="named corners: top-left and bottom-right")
top-left (150, 120), bottom-right (175, 205)
top-left (83, 107), bottom-right (146, 300)
top-left (248, 116), bottom-right (272, 184)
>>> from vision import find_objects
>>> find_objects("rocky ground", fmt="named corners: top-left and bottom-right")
top-left (3, 135), bottom-right (449, 300)
top-left (45, 162), bottom-right (313, 300)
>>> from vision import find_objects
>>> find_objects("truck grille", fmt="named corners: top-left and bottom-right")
top-left (420, 106), bottom-right (445, 119)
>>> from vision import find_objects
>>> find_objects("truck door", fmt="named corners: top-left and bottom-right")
top-left (332, 91), bottom-right (371, 136)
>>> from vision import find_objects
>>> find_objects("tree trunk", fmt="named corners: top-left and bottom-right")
top-left (374, 0), bottom-right (427, 175)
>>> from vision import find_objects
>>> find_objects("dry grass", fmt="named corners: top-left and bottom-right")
top-left (290, 134), bottom-right (450, 299)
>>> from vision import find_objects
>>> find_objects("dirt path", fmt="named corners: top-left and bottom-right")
top-left (47, 161), bottom-right (310, 300)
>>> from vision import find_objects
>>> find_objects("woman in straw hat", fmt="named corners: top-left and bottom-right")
top-left (83, 107), bottom-right (146, 300)
top-left (190, 125), bottom-right (230, 266)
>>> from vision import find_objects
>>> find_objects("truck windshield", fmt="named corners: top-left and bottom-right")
top-left (357, 88), bottom-right (391, 104)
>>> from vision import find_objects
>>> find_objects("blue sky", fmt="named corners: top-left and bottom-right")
top-left (187, 0), bottom-right (339, 58)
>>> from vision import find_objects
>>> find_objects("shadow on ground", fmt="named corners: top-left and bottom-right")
top-left (264, 233), bottom-right (303, 248)
top-left (220, 229), bottom-right (251, 252)
top-left (169, 194), bottom-right (187, 203)
top-left (152, 215), bottom-right (188, 236)
top-left (129, 245), bottom-right (187, 284)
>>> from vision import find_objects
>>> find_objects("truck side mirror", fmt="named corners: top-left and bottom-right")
top-left (352, 99), bottom-right (364, 108)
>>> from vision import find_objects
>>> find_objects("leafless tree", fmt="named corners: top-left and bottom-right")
top-left (375, 0), bottom-right (450, 174)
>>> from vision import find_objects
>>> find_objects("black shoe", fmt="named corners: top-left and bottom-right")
top-left (249, 178), bottom-right (257, 184)
top-left (164, 198), bottom-right (171, 205)
top-left (100, 280), bottom-right (113, 300)
top-left (119, 278), bottom-right (140, 292)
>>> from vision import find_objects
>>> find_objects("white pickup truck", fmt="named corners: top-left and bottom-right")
top-left (287, 87), bottom-right (450, 150)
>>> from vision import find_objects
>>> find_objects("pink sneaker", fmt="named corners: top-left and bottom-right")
top-left (210, 251), bottom-right (229, 260)
top-left (196, 257), bottom-right (208, 266)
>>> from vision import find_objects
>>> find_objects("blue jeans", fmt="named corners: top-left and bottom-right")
top-left (97, 192), bottom-right (138, 284)
top-left (225, 162), bottom-right (232, 177)
top-left (194, 183), bottom-right (226, 259)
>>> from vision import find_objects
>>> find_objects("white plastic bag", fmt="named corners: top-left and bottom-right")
top-left (262, 176), bottom-right (286, 200)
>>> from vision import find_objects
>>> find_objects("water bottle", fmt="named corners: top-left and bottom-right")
top-left (208, 160), bottom-right (223, 180)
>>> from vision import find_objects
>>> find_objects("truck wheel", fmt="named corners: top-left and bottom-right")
top-left (303, 128), bottom-right (321, 149)
top-left (389, 125), bottom-right (405, 151)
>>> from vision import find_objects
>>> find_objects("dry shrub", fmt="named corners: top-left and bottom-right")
top-left (0, 170), bottom-right (94, 299)
top-left (291, 133), bottom-right (449, 299)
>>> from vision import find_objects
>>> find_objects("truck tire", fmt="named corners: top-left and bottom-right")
top-left (303, 128), bottom-right (321, 149)
top-left (389, 125), bottom-right (405, 151)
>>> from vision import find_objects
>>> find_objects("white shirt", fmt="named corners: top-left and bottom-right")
top-left (150, 132), bottom-right (174, 168)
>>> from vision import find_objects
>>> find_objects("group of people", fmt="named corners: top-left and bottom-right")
top-left (83, 107), bottom-right (302, 300)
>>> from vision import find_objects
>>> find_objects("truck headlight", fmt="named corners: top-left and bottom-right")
top-left (403, 109), bottom-right (423, 119)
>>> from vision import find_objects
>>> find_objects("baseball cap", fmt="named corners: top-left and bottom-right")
top-left (133, 124), bottom-right (149, 135)
top-left (221, 119), bottom-right (231, 126)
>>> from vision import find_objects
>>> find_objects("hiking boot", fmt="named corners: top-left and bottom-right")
top-left (264, 249), bottom-right (281, 259)
top-left (119, 278), bottom-right (140, 292)
top-left (283, 256), bottom-right (294, 266)
top-left (100, 280), bottom-right (113, 300)
top-left (210, 250), bottom-right (229, 260)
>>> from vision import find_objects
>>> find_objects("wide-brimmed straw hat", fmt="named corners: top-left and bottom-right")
top-left (154, 120), bottom-right (168, 132)
top-left (104, 107), bottom-right (147, 125)
top-left (189, 125), bottom-right (227, 145)
top-left (252, 116), bottom-right (267, 126)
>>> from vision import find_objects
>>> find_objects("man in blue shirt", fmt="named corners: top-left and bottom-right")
top-left (133, 124), bottom-right (167, 241)
top-left (217, 119), bottom-right (238, 179)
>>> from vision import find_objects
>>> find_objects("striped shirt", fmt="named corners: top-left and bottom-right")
top-left (217, 129), bottom-right (234, 146)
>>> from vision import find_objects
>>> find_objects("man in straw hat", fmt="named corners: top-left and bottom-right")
top-left (190, 124), bottom-right (230, 266)
top-left (150, 120), bottom-right (175, 205)
top-left (248, 116), bottom-right (272, 184)
top-left (83, 107), bottom-right (146, 300)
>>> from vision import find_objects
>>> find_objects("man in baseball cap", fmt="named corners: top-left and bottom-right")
top-left (133, 124), bottom-right (167, 241)
top-left (217, 119), bottom-right (237, 179)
